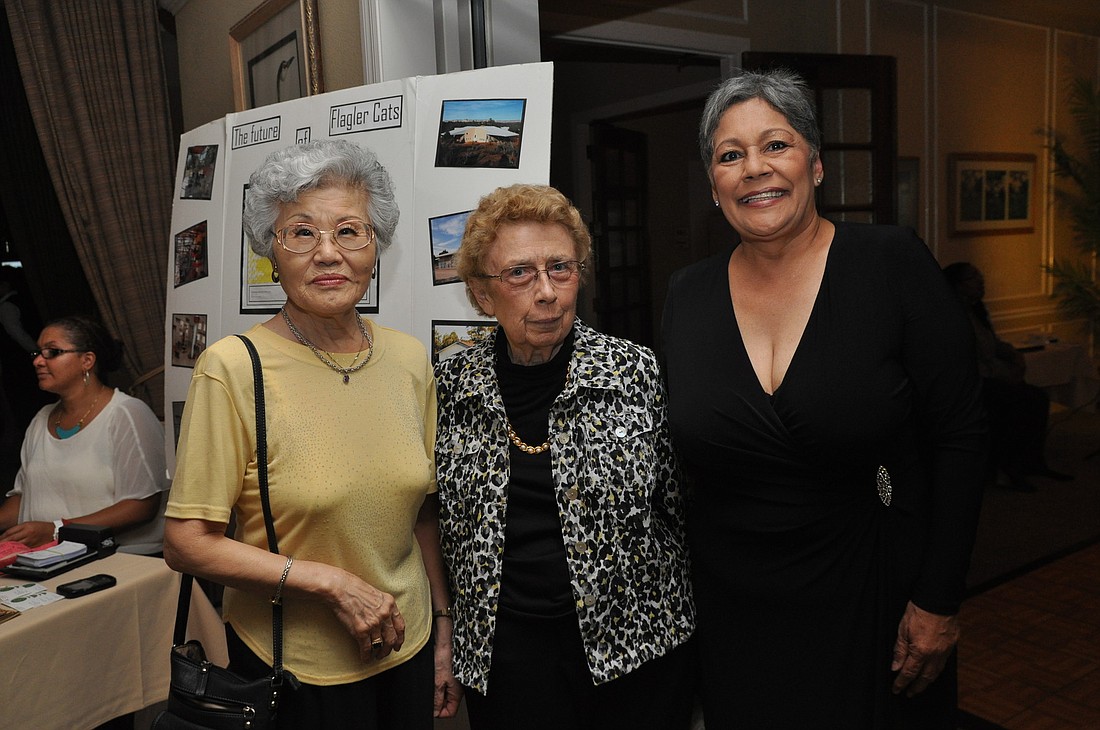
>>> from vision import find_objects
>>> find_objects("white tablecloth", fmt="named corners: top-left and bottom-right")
top-left (0, 552), bottom-right (225, 730)
top-left (1023, 343), bottom-right (1100, 409)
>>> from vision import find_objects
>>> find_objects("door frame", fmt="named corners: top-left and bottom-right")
top-left (542, 23), bottom-right (750, 323)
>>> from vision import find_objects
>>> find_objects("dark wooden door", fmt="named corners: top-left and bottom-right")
top-left (588, 122), bottom-right (653, 347)
top-left (742, 52), bottom-right (898, 225)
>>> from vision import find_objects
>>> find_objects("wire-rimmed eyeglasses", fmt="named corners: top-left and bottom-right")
top-left (275, 219), bottom-right (377, 254)
top-left (477, 260), bottom-right (586, 289)
top-left (31, 348), bottom-right (85, 360)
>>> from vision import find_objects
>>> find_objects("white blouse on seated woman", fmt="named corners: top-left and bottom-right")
top-left (8, 388), bottom-right (169, 555)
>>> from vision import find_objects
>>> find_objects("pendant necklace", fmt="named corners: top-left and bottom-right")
top-left (55, 388), bottom-right (103, 439)
top-left (282, 308), bottom-right (373, 384)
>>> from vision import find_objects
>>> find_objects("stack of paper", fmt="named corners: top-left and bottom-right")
top-left (13, 541), bottom-right (87, 568)
top-left (0, 582), bottom-right (62, 613)
top-left (1, 541), bottom-right (42, 569)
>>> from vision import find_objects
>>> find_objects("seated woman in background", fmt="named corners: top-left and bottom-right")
top-left (943, 262), bottom-right (1073, 492)
top-left (0, 315), bottom-right (168, 554)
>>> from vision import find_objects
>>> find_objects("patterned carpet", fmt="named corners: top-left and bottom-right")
top-left (958, 408), bottom-right (1100, 729)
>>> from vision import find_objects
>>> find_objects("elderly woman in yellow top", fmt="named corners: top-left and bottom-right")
top-left (164, 139), bottom-right (460, 728)
top-left (434, 183), bottom-right (694, 730)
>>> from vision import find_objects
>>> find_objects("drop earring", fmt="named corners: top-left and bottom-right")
top-left (83, 369), bottom-right (89, 385)
top-left (271, 263), bottom-right (280, 283)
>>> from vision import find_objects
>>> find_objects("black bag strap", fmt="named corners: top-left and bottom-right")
top-left (171, 334), bottom-right (285, 680)
top-left (236, 334), bottom-right (286, 677)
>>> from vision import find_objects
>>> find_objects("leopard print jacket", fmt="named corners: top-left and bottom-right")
top-left (434, 321), bottom-right (695, 693)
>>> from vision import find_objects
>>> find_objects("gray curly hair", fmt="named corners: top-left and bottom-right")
top-left (242, 139), bottom-right (399, 258)
top-left (698, 68), bottom-right (821, 173)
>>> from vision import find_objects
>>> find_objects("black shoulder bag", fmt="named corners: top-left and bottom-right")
top-left (153, 335), bottom-right (298, 729)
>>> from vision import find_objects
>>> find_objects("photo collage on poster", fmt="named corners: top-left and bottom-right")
top-left (169, 142), bottom-right (222, 448)
top-left (426, 97), bottom-right (528, 344)
top-left (163, 64), bottom-right (553, 468)
top-left (173, 146), bottom-right (218, 371)
top-left (427, 98), bottom-right (525, 286)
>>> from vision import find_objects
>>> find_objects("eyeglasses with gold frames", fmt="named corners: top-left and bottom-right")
top-left (275, 219), bottom-right (376, 254)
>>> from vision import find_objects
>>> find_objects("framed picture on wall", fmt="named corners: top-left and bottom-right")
top-left (229, 0), bottom-right (323, 111)
top-left (948, 153), bottom-right (1035, 236)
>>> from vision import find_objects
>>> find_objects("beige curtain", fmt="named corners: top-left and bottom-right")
top-left (4, 0), bottom-right (174, 416)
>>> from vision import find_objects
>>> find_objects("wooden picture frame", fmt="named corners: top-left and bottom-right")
top-left (948, 153), bottom-right (1035, 236)
top-left (229, 0), bottom-right (323, 111)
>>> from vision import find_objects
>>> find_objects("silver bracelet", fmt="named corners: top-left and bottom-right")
top-left (271, 556), bottom-right (294, 606)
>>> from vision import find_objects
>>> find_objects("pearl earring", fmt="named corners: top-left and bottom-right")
top-left (815, 178), bottom-right (823, 185)
top-left (713, 199), bottom-right (720, 207)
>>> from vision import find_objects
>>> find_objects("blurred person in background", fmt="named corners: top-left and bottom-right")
top-left (1, 314), bottom-right (167, 555)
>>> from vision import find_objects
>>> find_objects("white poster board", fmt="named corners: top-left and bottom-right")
top-left (164, 62), bottom-right (553, 469)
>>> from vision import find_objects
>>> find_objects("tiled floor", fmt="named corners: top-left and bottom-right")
top-left (958, 541), bottom-right (1100, 729)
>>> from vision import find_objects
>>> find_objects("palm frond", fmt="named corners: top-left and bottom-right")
top-left (1045, 260), bottom-right (1100, 339)
top-left (1044, 77), bottom-right (1100, 336)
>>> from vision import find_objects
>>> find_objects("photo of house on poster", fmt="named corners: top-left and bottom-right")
top-left (428, 210), bottom-right (471, 286)
top-left (163, 62), bottom-right (552, 470)
top-left (432, 320), bottom-right (496, 363)
top-left (434, 98), bottom-right (526, 168)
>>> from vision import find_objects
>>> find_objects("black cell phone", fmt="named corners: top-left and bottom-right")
top-left (57, 573), bottom-right (117, 598)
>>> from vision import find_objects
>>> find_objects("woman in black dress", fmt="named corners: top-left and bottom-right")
top-left (662, 68), bottom-right (987, 728)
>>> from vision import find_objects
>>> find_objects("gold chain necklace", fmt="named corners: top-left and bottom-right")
top-left (502, 361), bottom-right (572, 455)
top-left (282, 308), bottom-right (373, 384)
top-left (506, 419), bottom-right (551, 455)
top-left (54, 388), bottom-right (103, 438)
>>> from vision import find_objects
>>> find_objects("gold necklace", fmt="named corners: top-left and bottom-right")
top-left (282, 308), bottom-right (373, 384)
top-left (54, 388), bottom-right (103, 438)
top-left (506, 419), bottom-right (551, 455)
top-left (503, 360), bottom-right (572, 455)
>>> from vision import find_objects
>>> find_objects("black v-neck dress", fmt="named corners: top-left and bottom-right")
top-left (662, 222), bottom-right (987, 728)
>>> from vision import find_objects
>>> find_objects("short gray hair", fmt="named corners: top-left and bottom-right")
top-left (698, 68), bottom-right (821, 170)
top-left (242, 139), bottom-right (399, 258)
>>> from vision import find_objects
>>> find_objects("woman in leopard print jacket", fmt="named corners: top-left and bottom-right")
top-left (434, 184), bottom-right (695, 730)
